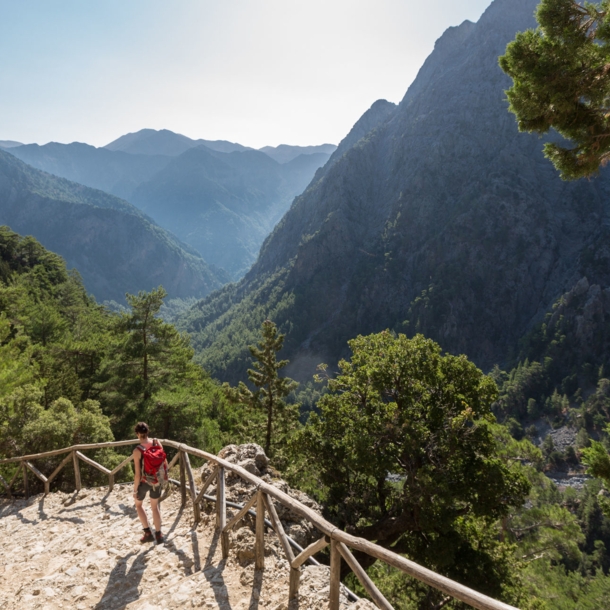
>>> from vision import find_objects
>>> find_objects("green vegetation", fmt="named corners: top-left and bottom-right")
top-left (500, 0), bottom-right (610, 179)
top-left (297, 332), bottom-right (529, 607)
top-left (5, 226), bottom-right (610, 607)
top-left (493, 280), bottom-right (610, 451)
top-left (0, 226), bottom-right (231, 491)
top-left (223, 320), bottom-right (298, 459)
top-left (178, 266), bottom-right (298, 383)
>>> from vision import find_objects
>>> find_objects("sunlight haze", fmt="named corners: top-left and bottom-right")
top-left (1, 0), bottom-right (493, 147)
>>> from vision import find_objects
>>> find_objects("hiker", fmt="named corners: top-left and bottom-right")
top-left (132, 422), bottom-right (168, 544)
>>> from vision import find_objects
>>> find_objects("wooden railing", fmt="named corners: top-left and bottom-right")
top-left (0, 440), bottom-right (519, 610)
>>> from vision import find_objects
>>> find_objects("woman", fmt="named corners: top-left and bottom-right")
top-left (132, 422), bottom-right (167, 543)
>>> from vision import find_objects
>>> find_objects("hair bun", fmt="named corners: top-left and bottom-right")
top-left (134, 422), bottom-right (149, 434)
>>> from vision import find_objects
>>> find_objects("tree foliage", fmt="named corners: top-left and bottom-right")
top-left (582, 425), bottom-right (610, 517)
top-left (500, 0), bottom-right (610, 179)
top-left (297, 331), bottom-right (530, 603)
top-left (0, 227), bottom-right (231, 486)
top-left (224, 320), bottom-right (299, 459)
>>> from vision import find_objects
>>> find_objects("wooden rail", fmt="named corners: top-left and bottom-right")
top-left (0, 440), bottom-right (519, 610)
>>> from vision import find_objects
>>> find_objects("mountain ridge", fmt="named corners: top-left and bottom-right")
top-left (0, 150), bottom-right (227, 302)
top-left (179, 0), bottom-right (610, 384)
top-left (7, 137), bottom-right (334, 279)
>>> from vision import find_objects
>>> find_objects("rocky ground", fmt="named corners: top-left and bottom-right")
top-left (0, 445), bottom-right (376, 610)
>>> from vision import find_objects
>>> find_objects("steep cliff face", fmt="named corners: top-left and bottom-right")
top-left (183, 0), bottom-right (610, 382)
top-left (0, 151), bottom-right (226, 303)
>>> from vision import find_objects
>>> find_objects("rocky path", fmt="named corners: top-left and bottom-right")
top-left (0, 483), bottom-right (374, 610)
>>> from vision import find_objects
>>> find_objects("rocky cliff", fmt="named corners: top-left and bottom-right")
top-left (181, 0), bottom-right (610, 383)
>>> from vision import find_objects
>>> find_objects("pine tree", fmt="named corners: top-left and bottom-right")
top-left (103, 286), bottom-right (195, 435)
top-left (500, 0), bottom-right (610, 179)
top-left (225, 320), bottom-right (298, 457)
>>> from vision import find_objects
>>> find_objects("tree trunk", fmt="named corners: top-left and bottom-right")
top-left (142, 309), bottom-right (149, 401)
top-left (265, 390), bottom-right (273, 456)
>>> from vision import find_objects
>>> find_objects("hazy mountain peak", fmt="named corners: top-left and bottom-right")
top-left (0, 149), bottom-right (227, 302)
top-left (259, 144), bottom-right (337, 164)
top-left (105, 129), bottom-right (198, 156)
top-left (0, 140), bottom-right (24, 149)
top-left (104, 128), bottom-right (251, 157)
top-left (432, 19), bottom-right (476, 54)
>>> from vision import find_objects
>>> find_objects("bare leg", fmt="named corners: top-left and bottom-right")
top-left (135, 498), bottom-right (150, 529)
top-left (150, 497), bottom-right (162, 532)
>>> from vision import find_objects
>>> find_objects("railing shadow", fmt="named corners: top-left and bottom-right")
top-left (247, 568), bottom-right (264, 610)
top-left (93, 549), bottom-right (150, 610)
top-left (200, 527), bottom-right (232, 607)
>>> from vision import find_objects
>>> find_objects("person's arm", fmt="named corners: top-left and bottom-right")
top-left (133, 448), bottom-right (141, 498)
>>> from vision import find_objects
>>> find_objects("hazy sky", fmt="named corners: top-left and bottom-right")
top-left (0, 0), bottom-right (494, 148)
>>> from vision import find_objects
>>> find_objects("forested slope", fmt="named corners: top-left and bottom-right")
top-left (0, 227), bottom-right (230, 461)
top-left (180, 0), bottom-right (610, 391)
top-left (0, 150), bottom-right (226, 302)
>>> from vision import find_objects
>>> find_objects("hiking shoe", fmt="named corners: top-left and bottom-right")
top-left (140, 529), bottom-right (154, 543)
top-left (155, 531), bottom-right (164, 544)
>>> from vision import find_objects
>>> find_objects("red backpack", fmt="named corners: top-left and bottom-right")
top-left (137, 439), bottom-right (168, 488)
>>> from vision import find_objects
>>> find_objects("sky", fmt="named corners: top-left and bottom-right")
top-left (0, 0), bottom-right (493, 149)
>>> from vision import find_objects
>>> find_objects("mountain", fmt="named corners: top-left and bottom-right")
top-left (0, 150), bottom-right (227, 302)
top-left (0, 140), bottom-right (23, 149)
top-left (179, 0), bottom-right (610, 385)
top-left (129, 146), bottom-right (333, 278)
top-left (6, 142), bottom-right (172, 201)
top-left (259, 144), bottom-right (337, 164)
top-left (104, 128), bottom-right (251, 156)
top-left (8, 138), bottom-right (332, 278)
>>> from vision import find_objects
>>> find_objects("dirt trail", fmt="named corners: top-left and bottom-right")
top-left (0, 483), bottom-right (374, 610)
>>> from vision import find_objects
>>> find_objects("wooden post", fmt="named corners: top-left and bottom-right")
top-left (291, 536), bottom-right (330, 569)
top-left (72, 451), bottom-right (81, 491)
top-left (167, 451), bottom-right (180, 471)
top-left (24, 462), bottom-right (48, 495)
top-left (263, 494), bottom-right (299, 600)
top-left (216, 466), bottom-right (228, 559)
top-left (182, 451), bottom-right (201, 522)
top-left (289, 568), bottom-right (300, 603)
top-left (224, 492), bottom-right (258, 532)
top-left (8, 466), bottom-right (21, 491)
top-left (329, 538), bottom-right (341, 610)
top-left (75, 451), bottom-right (111, 475)
top-left (110, 454), bottom-right (134, 476)
top-left (108, 473), bottom-right (114, 492)
top-left (197, 466), bottom-right (218, 504)
top-left (337, 542), bottom-right (393, 610)
top-left (255, 490), bottom-right (265, 570)
top-left (22, 462), bottom-right (29, 499)
top-left (179, 450), bottom-right (187, 508)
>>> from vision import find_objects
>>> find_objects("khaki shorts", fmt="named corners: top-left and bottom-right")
top-left (136, 482), bottom-right (162, 501)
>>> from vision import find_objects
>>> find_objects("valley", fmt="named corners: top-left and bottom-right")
top-left (3, 0), bottom-right (610, 607)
